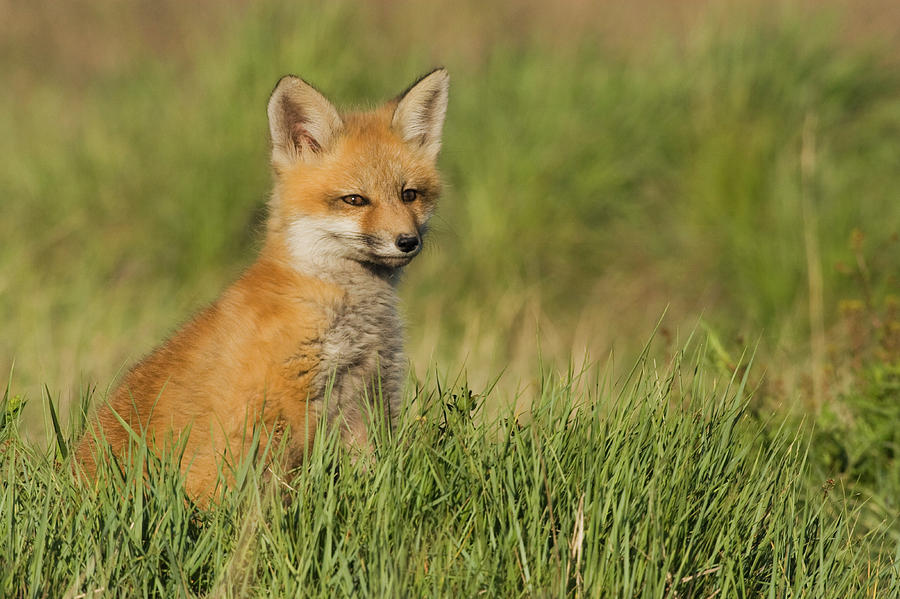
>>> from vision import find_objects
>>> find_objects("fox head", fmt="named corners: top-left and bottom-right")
top-left (265, 69), bottom-right (449, 275)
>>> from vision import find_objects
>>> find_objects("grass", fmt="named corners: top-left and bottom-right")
top-left (3, 344), bottom-right (897, 597)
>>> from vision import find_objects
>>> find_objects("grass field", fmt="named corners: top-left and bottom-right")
top-left (2, 0), bottom-right (899, 596)
top-left (3, 344), bottom-right (898, 597)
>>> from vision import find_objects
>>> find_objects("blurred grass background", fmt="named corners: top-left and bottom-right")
top-left (2, 0), bottom-right (899, 436)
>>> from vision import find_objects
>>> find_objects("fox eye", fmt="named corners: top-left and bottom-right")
top-left (401, 189), bottom-right (418, 203)
top-left (342, 194), bottom-right (369, 207)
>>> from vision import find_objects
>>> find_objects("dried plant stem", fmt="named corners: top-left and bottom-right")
top-left (801, 112), bottom-right (826, 409)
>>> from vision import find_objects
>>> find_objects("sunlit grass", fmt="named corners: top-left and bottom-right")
top-left (3, 347), bottom-right (896, 597)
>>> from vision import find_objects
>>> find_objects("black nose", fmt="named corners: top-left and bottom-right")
top-left (395, 234), bottom-right (420, 253)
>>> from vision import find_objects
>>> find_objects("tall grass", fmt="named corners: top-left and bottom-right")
top-left (3, 346), bottom-right (896, 597)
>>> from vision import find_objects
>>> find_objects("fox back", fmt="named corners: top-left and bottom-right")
top-left (75, 69), bottom-right (450, 500)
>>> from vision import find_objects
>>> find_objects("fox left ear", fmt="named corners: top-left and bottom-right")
top-left (267, 75), bottom-right (343, 170)
top-left (391, 68), bottom-right (450, 161)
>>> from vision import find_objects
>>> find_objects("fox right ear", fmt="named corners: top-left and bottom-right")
top-left (392, 68), bottom-right (449, 162)
top-left (267, 75), bottom-right (342, 169)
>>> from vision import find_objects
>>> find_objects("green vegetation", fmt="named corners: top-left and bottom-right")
top-left (2, 0), bottom-right (899, 596)
top-left (3, 345), bottom-right (897, 597)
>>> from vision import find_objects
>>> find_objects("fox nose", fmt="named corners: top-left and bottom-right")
top-left (395, 234), bottom-right (420, 253)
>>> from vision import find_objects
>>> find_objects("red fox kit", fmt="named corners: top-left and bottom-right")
top-left (76, 69), bottom-right (449, 499)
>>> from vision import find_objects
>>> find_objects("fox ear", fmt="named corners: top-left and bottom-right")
top-left (267, 75), bottom-right (342, 168)
top-left (391, 68), bottom-right (449, 161)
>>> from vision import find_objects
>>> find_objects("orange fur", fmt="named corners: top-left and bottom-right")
top-left (76, 255), bottom-right (337, 498)
top-left (75, 69), bottom-right (449, 501)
